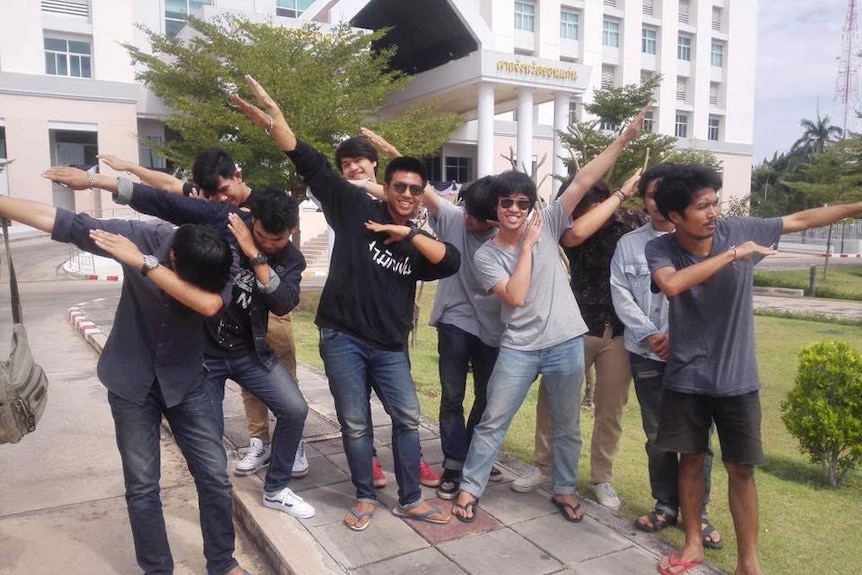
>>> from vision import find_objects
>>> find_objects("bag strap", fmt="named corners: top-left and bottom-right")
top-left (1, 217), bottom-right (23, 324)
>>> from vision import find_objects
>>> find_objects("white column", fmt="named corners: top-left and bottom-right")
top-left (516, 88), bottom-right (534, 174)
top-left (477, 83), bottom-right (495, 177)
top-left (553, 93), bottom-right (570, 180)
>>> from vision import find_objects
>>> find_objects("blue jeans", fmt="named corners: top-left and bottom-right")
top-left (437, 322), bottom-right (499, 472)
top-left (461, 337), bottom-right (585, 499)
top-left (109, 382), bottom-right (237, 575)
top-left (319, 328), bottom-right (422, 508)
top-left (204, 353), bottom-right (308, 493)
top-left (629, 353), bottom-right (712, 519)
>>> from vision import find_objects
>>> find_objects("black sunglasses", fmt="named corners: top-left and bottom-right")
top-left (499, 197), bottom-right (532, 210)
top-left (391, 182), bottom-right (424, 196)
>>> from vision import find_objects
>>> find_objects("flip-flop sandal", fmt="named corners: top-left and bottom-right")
top-left (551, 497), bottom-right (585, 523)
top-left (658, 551), bottom-right (701, 575)
top-left (701, 522), bottom-right (724, 550)
top-left (392, 505), bottom-right (449, 524)
top-left (344, 507), bottom-right (375, 531)
top-left (635, 509), bottom-right (677, 532)
top-left (452, 497), bottom-right (479, 523)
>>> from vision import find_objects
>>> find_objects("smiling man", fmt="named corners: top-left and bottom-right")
top-left (230, 75), bottom-right (460, 531)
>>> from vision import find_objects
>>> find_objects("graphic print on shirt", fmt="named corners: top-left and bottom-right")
top-left (369, 239), bottom-right (412, 276)
top-left (215, 265), bottom-right (255, 348)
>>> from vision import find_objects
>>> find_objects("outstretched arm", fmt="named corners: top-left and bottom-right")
top-left (561, 169), bottom-right (641, 247)
top-left (0, 196), bottom-right (58, 233)
top-left (781, 201), bottom-right (862, 233)
top-left (558, 108), bottom-right (647, 216)
top-left (230, 74), bottom-right (297, 153)
top-left (98, 154), bottom-right (189, 195)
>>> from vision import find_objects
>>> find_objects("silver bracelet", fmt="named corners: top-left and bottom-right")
top-left (614, 190), bottom-right (627, 202)
top-left (86, 170), bottom-right (94, 189)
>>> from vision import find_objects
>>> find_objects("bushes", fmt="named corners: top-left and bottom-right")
top-left (781, 341), bottom-right (862, 487)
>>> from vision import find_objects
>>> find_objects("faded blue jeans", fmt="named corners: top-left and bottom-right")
top-left (109, 381), bottom-right (238, 575)
top-left (460, 336), bottom-right (585, 499)
top-left (319, 327), bottom-right (423, 508)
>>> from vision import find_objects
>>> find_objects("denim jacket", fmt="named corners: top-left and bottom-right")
top-left (609, 223), bottom-right (669, 361)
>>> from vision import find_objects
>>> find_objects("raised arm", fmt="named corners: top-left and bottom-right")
top-left (558, 108), bottom-right (646, 216)
top-left (98, 154), bottom-right (189, 195)
top-left (230, 74), bottom-right (297, 153)
top-left (0, 196), bottom-right (58, 233)
top-left (561, 169), bottom-right (641, 247)
top-left (781, 201), bottom-right (862, 233)
top-left (489, 211), bottom-right (543, 307)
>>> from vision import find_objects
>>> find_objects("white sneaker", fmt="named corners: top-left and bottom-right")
top-left (511, 467), bottom-right (550, 493)
top-left (235, 437), bottom-right (271, 476)
top-left (292, 438), bottom-right (309, 478)
top-left (591, 482), bottom-right (622, 510)
top-left (262, 486), bottom-right (315, 519)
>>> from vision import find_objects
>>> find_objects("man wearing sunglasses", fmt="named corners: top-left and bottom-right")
top-left (231, 75), bottom-right (461, 531)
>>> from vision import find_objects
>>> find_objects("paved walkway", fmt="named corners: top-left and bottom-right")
top-left (65, 293), bottom-right (862, 575)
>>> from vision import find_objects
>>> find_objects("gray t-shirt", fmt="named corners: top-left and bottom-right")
top-left (645, 216), bottom-right (783, 396)
top-left (474, 200), bottom-right (587, 351)
top-left (428, 200), bottom-right (504, 347)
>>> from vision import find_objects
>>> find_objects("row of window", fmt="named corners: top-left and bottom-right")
top-left (602, 0), bottom-right (724, 31)
top-left (165, 0), bottom-right (313, 38)
top-left (675, 113), bottom-right (722, 141)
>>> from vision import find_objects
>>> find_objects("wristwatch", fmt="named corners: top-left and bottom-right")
top-left (141, 254), bottom-right (160, 276)
top-left (249, 252), bottom-right (269, 267)
top-left (405, 223), bottom-right (419, 241)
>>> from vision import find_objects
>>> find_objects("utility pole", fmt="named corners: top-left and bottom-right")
top-left (835, 0), bottom-right (859, 138)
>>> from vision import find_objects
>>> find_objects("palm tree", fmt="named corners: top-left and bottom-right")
top-left (790, 113), bottom-right (843, 157)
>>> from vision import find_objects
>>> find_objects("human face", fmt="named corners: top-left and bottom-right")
top-left (643, 179), bottom-right (672, 230)
top-left (207, 173), bottom-right (249, 206)
top-left (339, 156), bottom-right (377, 181)
top-left (385, 170), bottom-right (424, 221)
top-left (671, 188), bottom-right (720, 241)
top-left (252, 220), bottom-right (291, 255)
top-left (496, 193), bottom-right (532, 232)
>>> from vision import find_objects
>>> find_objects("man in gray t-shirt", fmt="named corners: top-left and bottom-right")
top-left (645, 163), bottom-right (862, 575)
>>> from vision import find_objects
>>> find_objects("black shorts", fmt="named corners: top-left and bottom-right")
top-left (656, 389), bottom-right (764, 466)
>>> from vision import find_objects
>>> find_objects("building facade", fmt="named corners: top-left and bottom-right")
top-left (0, 0), bottom-right (756, 213)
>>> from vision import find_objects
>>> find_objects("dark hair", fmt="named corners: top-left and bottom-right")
top-left (489, 171), bottom-right (537, 222)
top-left (654, 164), bottom-right (723, 220)
top-left (571, 180), bottom-right (611, 219)
top-left (192, 148), bottom-right (239, 197)
top-left (171, 224), bottom-right (233, 293)
top-left (248, 187), bottom-right (298, 234)
top-left (335, 137), bottom-right (378, 174)
top-left (637, 163), bottom-right (676, 198)
top-left (460, 175), bottom-right (496, 222)
top-left (384, 156), bottom-right (427, 184)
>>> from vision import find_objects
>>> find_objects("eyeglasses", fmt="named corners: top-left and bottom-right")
top-left (391, 182), bottom-right (424, 196)
top-left (498, 197), bottom-right (532, 210)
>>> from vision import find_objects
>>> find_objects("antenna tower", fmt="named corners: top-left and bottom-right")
top-left (835, 0), bottom-right (860, 136)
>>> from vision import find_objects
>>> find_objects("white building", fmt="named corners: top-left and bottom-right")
top-left (0, 0), bottom-right (757, 215)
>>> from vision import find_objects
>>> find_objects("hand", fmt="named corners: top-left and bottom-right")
top-left (621, 105), bottom-right (650, 144)
top-left (227, 212), bottom-right (258, 258)
top-left (41, 166), bottom-right (91, 190)
top-left (360, 127), bottom-right (402, 158)
top-left (733, 241), bottom-right (776, 263)
top-left (365, 220), bottom-right (410, 244)
top-left (229, 75), bottom-right (293, 144)
top-left (620, 168), bottom-right (643, 199)
top-left (646, 332), bottom-right (670, 361)
top-left (522, 210), bottom-right (543, 248)
top-left (88, 229), bottom-right (144, 267)
top-left (97, 154), bottom-right (131, 172)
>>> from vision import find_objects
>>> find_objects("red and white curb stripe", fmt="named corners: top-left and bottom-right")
top-left (67, 306), bottom-right (107, 352)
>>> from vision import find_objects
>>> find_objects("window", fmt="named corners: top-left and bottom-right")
top-left (677, 34), bottom-right (692, 61)
top-left (444, 157), bottom-right (471, 183)
top-left (643, 111), bottom-right (654, 133)
top-left (708, 116), bottom-right (721, 141)
top-left (710, 82), bottom-right (720, 106)
top-left (642, 26), bottom-right (657, 54)
top-left (601, 65), bottom-right (616, 88)
top-left (643, 0), bottom-right (654, 16)
top-left (165, 0), bottom-right (212, 39)
top-left (276, 0), bottom-right (315, 18)
top-left (0, 126), bottom-right (7, 160)
top-left (603, 0), bottom-right (617, 6)
top-left (41, 0), bottom-right (89, 17)
top-left (139, 136), bottom-right (166, 170)
top-left (569, 101), bottom-right (579, 125)
top-left (678, 0), bottom-right (690, 24)
top-left (603, 19), bottom-right (620, 48)
top-left (424, 156), bottom-right (442, 182)
top-left (675, 113), bottom-right (689, 138)
top-left (560, 8), bottom-right (579, 40)
top-left (676, 77), bottom-right (687, 102)
top-left (515, 1), bottom-right (536, 32)
top-left (44, 37), bottom-right (92, 78)
top-left (712, 6), bottom-right (723, 32)
top-left (711, 41), bottom-right (724, 67)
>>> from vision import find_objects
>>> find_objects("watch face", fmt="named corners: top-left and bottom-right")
top-left (144, 255), bottom-right (159, 269)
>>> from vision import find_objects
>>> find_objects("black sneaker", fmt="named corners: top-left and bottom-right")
top-left (489, 466), bottom-right (503, 482)
top-left (436, 470), bottom-right (461, 500)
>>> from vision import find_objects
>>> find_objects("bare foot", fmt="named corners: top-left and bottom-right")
top-left (551, 494), bottom-right (586, 522)
top-left (344, 501), bottom-right (376, 531)
top-left (452, 491), bottom-right (478, 522)
top-left (395, 500), bottom-right (449, 523)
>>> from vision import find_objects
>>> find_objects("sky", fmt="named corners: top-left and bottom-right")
top-left (754, 1), bottom-right (854, 163)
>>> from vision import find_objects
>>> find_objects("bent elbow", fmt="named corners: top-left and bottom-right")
top-left (201, 301), bottom-right (224, 318)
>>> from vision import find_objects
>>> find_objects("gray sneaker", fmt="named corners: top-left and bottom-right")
top-left (235, 437), bottom-right (271, 476)
top-left (511, 467), bottom-right (550, 493)
top-left (590, 482), bottom-right (622, 510)
top-left (292, 438), bottom-right (309, 478)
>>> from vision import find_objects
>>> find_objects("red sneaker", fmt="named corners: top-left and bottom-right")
top-left (372, 458), bottom-right (387, 488)
top-left (419, 460), bottom-right (441, 488)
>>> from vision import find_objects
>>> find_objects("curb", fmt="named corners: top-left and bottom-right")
top-left (67, 306), bottom-right (108, 352)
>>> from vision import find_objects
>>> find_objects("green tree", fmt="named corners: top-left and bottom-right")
top-left (790, 113), bottom-right (843, 158)
top-left (783, 138), bottom-right (862, 206)
top-left (125, 15), bottom-right (461, 190)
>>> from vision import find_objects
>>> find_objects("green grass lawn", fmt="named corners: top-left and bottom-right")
top-left (291, 284), bottom-right (862, 575)
top-left (754, 264), bottom-right (862, 300)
